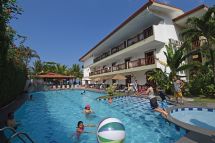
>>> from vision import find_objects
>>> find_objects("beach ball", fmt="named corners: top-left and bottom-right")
top-left (97, 118), bottom-right (126, 143)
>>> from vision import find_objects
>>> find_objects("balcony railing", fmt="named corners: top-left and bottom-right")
top-left (93, 26), bottom-right (153, 63)
top-left (90, 57), bottom-right (155, 76)
top-left (101, 67), bottom-right (111, 74)
top-left (112, 63), bottom-right (126, 71)
top-left (192, 39), bottom-right (207, 50)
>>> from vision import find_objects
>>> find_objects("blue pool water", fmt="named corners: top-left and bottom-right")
top-left (171, 108), bottom-right (215, 131)
top-left (14, 90), bottom-right (185, 143)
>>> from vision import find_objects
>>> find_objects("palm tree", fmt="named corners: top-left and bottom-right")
top-left (149, 43), bottom-right (197, 93)
top-left (163, 43), bottom-right (197, 80)
top-left (55, 64), bottom-right (67, 75)
top-left (148, 68), bottom-right (171, 93)
top-left (18, 45), bottom-right (40, 67)
top-left (181, 6), bottom-right (215, 83)
top-left (68, 64), bottom-right (83, 81)
top-left (43, 62), bottom-right (57, 73)
top-left (32, 60), bottom-right (43, 75)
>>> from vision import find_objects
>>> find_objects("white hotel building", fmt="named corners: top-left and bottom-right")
top-left (80, 0), bottom-right (208, 87)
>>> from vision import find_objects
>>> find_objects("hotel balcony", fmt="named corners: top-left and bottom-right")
top-left (93, 26), bottom-right (154, 64)
top-left (89, 56), bottom-right (155, 77)
top-left (192, 39), bottom-right (207, 50)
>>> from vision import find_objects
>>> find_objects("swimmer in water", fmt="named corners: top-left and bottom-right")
top-left (108, 97), bottom-right (112, 104)
top-left (81, 90), bottom-right (86, 95)
top-left (75, 121), bottom-right (96, 139)
top-left (83, 104), bottom-right (94, 114)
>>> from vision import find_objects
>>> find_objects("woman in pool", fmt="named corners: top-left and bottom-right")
top-left (83, 104), bottom-right (94, 114)
top-left (76, 121), bottom-right (96, 139)
top-left (144, 83), bottom-right (168, 118)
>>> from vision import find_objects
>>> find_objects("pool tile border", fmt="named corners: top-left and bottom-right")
top-left (166, 105), bottom-right (215, 138)
top-left (97, 95), bottom-right (189, 138)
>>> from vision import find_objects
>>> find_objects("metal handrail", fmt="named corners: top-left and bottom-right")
top-left (8, 132), bottom-right (35, 143)
top-left (0, 127), bottom-right (16, 133)
top-left (0, 127), bottom-right (26, 143)
top-left (0, 127), bottom-right (35, 143)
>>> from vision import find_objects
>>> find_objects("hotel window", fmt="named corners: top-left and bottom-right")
top-left (145, 51), bottom-right (155, 65)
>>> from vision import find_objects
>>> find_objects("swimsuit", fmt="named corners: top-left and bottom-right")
top-left (148, 88), bottom-right (158, 109)
top-left (150, 97), bottom-right (158, 109)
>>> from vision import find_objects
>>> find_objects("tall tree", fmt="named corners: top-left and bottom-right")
top-left (69, 64), bottom-right (83, 80)
top-left (43, 62), bottom-right (57, 73)
top-left (55, 64), bottom-right (67, 75)
top-left (0, 0), bottom-right (22, 68)
top-left (149, 43), bottom-right (197, 92)
top-left (18, 45), bottom-right (40, 67)
top-left (181, 6), bottom-right (215, 83)
top-left (163, 43), bottom-right (197, 80)
top-left (32, 60), bottom-right (43, 75)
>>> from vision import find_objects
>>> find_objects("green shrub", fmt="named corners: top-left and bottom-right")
top-left (0, 60), bottom-right (27, 107)
top-left (189, 70), bottom-right (215, 97)
top-left (106, 85), bottom-right (116, 96)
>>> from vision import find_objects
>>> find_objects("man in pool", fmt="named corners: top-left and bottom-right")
top-left (144, 83), bottom-right (168, 118)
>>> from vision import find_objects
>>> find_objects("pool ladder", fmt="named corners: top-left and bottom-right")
top-left (0, 127), bottom-right (35, 143)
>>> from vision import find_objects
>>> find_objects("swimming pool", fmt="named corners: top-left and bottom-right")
top-left (171, 107), bottom-right (215, 131)
top-left (13, 90), bottom-right (185, 143)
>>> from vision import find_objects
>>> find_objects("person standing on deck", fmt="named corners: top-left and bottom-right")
top-left (173, 76), bottom-right (184, 104)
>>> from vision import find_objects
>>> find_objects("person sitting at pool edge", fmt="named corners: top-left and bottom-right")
top-left (144, 83), bottom-right (168, 118)
top-left (76, 121), bottom-right (96, 139)
top-left (6, 112), bottom-right (20, 129)
top-left (157, 87), bottom-right (169, 110)
top-left (83, 104), bottom-right (94, 114)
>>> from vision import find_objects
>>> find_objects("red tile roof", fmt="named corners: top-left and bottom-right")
top-left (173, 4), bottom-right (208, 22)
top-left (34, 72), bottom-right (74, 79)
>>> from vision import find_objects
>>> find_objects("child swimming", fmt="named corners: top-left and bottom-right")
top-left (75, 121), bottom-right (96, 139)
top-left (83, 104), bottom-right (94, 114)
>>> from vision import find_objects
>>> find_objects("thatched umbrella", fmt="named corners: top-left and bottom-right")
top-left (93, 77), bottom-right (103, 82)
top-left (112, 74), bottom-right (127, 80)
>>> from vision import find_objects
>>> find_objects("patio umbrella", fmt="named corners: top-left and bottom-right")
top-left (93, 77), bottom-right (103, 82)
top-left (112, 74), bottom-right (127, 80)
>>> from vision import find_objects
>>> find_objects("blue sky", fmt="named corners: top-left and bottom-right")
top-left (11, 0), bottom-right (215, 67)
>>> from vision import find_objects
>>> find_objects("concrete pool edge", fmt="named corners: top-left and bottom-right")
top-left (166, 105), bottom-right (215, 143)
